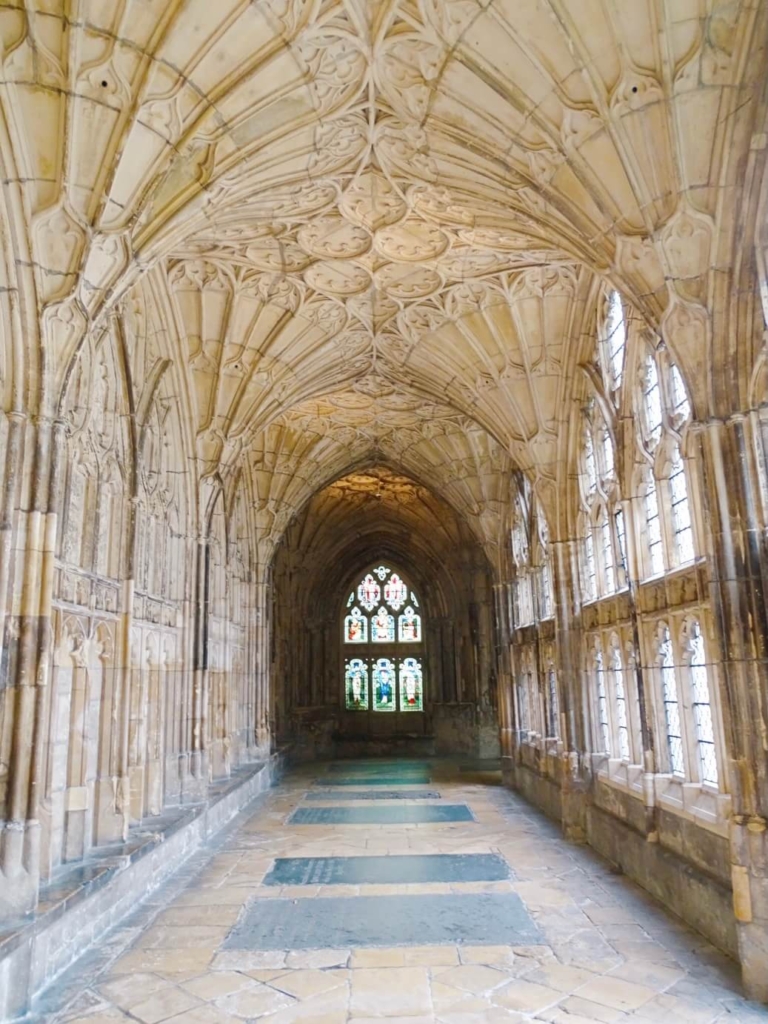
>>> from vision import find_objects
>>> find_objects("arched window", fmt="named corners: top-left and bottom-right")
top-left (658, 625), bottom-right (684, 776)
top-left (594, 646), bottom-right (610, 753)
top-left (579, 401), bottom-right (624, 601)
top-left (635, 345), bottom-right (696, 578)
top-left (683, 620), bottom-right (719, 787)
top-left (596, 288), bottom-right (628, 404)
top-left (342, 565), bottom-right (424, 713)
top-left (609, 639), bottom-right (630, 761)
top-left (510, 475), bottom-right (553, 628)
top-left (545, 659), bottom-right (559, 739)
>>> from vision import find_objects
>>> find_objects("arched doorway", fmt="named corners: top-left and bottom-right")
top-left (342, 563), bottom-right (426, 734)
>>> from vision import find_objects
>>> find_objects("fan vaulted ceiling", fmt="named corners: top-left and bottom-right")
top-left (1, 0), bottom-right (763, 546)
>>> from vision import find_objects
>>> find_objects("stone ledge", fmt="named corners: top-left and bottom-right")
top-left (0, 754), bottom-right (284, 1022)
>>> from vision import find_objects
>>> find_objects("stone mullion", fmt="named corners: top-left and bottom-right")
top-left (551, 537), bottom-right (589, 840)
top-left (189, 537), bottom-right (210, 791)
top-left (551, 538), bottom-right (583, 754)
top-left (251, 565), bottom-right (271, 755)
top-left (179, 533), bottom-right (198, 800)
top-left (695, 415), bottom-right (768, 1000)
top-left (493, 582), bottom-right (514, 766)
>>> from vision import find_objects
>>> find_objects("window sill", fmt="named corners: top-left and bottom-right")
top-left (592, 762), bottom-right (730, 834)
top-left (654, 775), bottom-right (730, 836)
top-left (592, 756), bottom-right (645, 797)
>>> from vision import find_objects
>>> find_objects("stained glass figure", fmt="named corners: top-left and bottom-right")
top-left (371, 606), bottom-right (395, 642)
top-left (358, 573), bottom-right (380, 611)
top-left (398, 606), bottom-right (421, 642)
top-left (384, 573), bottom-right (408, 610)
top-left (345, 658), bottom-right (369, 710)
top-left (373, 658), bottom-right (396, 711)
top-left (345, 607), bottom-right (367, 643)
top-left (399, 658), bottom-right (423, 711)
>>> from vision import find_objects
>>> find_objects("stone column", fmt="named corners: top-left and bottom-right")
top-left (1, 417), bottom-right (58, 917)
top-left (552, 537), bottom-right (588, 840)
top-left (188, 536), bottom-right (209, 797)
top-left (696, 414), bottom-right (768, 1000)
top-left (252, 573), bottom-right (271, 755)
top-left (493, 582), bottom-right (515, 770)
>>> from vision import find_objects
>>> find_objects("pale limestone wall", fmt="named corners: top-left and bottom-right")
top-left (0, 0), bottom-right (764, 1002)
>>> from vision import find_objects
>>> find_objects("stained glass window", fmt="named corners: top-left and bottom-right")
top-left (398, 606), bottom-right (421, 642)
top-left (371, 606), bottom-right (395, 642)
top-left (345, 607), bottom-right (367, 643)
top-left (373, 658), bottom-right (396, 711)
top-left (399, 658), bottom-right (423, 711)
top-left (345, 659), bottom-right (369, 710)
top-left (343, 566), bottom-right (425, 713)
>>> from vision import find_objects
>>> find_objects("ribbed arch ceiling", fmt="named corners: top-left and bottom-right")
top-left (2, 0), bottom-right (763, 528)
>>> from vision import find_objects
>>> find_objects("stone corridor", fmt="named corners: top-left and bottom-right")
top-left (24, 763), bottom-right (768, 1024)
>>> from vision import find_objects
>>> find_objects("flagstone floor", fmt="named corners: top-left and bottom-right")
top-left (28, 761), bottom-right (768, 1024)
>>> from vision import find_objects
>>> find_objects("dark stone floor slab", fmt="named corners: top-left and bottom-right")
top-left (263, 853), bottom-right (511, 886)
top-left (288, 804), bottom-right (474, 825)
top-left (305, 790), bottom-right (441, 801)
top-left (224, 893), bottom-right (540, 949)
top-left (314, 774), bottom-right (431, 786)
top-left (326, 762), bottom-right (431, 773)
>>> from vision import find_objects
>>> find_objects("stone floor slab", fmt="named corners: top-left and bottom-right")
top-left (223, 893), bottom-right (541, 950)
top-left (305, 789), bottom-right (442, 801)
top-left (313, 775), bottom-right (432, 786)
top-left (288, 804), bottom-right (473, 824)
top-left (263, 853), bottom-right (511, 886)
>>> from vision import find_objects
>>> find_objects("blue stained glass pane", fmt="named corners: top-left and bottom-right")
top-left (373, 659), bottom-right (396, 712)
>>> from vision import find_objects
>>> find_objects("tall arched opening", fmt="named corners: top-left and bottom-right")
top-left (271, 468), bottom-right (500, 760)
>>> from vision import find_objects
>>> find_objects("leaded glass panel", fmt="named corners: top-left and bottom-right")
top-left (373, 658), bottom-right (396, 711)
top-left (595, 650), bottom-right (610, 753)
top-left (689, 625), bottom-right (718, 786)
top-left (660, 629), bottom-right (684, 775)
top-left (605, 290), bottom-right (627, 390)
top-left (358, 574), bottom-right (381, 611)
top-left (345, 607), bottom-right (367, 643)
top-left (399, 658), bottom-right (423, 711)
top-left (610, 645), bottom-right (630, 761)
top-left (670, 447), bottom-right (694, 564)
top-left (398, 606), bottom-right (421, 642)
top-left (345, 658), bottom-right (369, 711)
top-left (371, 607), bottom-right (395, 642)
top-left (645, 475), bottom-right (664, 575)
top-left (384, 574), bottom-right (408, 610)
